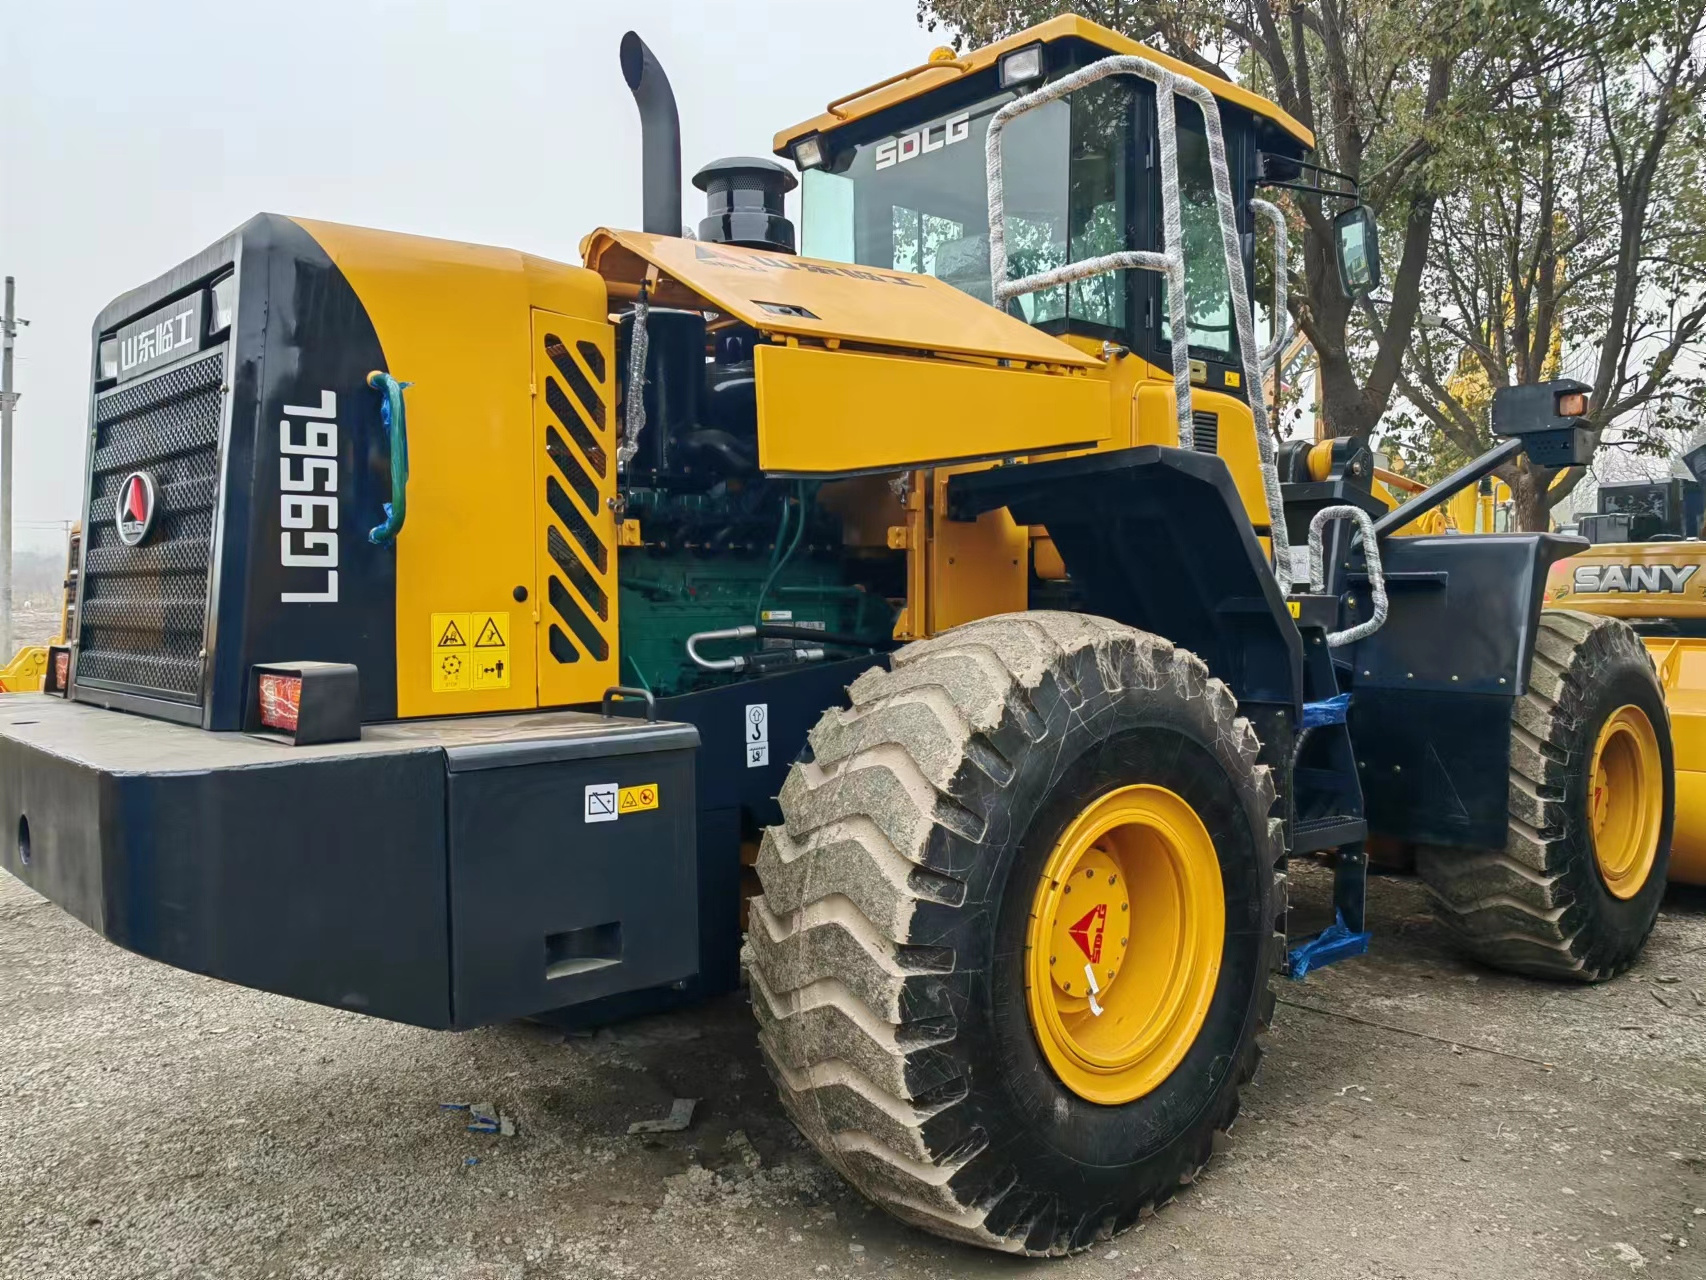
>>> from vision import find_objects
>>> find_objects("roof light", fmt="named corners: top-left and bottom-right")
top-left (1557, 390), bottom-right (1588, 418)
top-left (998, 43), bottom-right (1045, 90)
top-left (792, 134), bottom-right (825, 171)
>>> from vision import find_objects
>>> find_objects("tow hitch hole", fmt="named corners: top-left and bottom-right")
top-left (17, 815), bottom-right (30, 866)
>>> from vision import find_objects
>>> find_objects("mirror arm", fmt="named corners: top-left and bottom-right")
top-left (1253, 177), bottom-right (1362, 207)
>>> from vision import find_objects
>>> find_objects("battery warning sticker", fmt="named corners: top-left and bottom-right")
top-left (584, 782), bottom-right (660, 823)
top-left (431, 611), bottom-right (511, 692)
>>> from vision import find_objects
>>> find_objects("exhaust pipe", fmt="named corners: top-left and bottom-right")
top-left (620, 31), bottom-right (683, 238)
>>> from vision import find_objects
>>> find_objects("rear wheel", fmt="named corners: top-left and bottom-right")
top-left (746, 612), bottom-right (1283, 1255)
top-left (1418, 610), bottom-right (1672, 980)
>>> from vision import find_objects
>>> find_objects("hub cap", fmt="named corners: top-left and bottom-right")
top-left (1025, 785), bottom-right (1225, 1105)
top-left (1590, 704), bottom-right (1663, 900)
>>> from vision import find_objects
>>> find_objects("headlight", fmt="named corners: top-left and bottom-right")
top-left (792, 135), bottom-right (825, 171)
top-left (998, 43), bottom-right (1045, 89)
top-left (98, 337), bottom-right (119, 381)
top-left (208, 273), bottom-right (236, 335)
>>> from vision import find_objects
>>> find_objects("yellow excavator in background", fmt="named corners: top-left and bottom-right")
top-left (1547, 450), bottom-right (1706, 884)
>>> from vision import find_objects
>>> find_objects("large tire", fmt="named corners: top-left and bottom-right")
top-left (746, 612), bottom-right (1284, 1255)
top-left (1418, 610), bottom-right (1672, 981)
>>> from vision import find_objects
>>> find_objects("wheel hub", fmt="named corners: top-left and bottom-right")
top-left (1589, 704), bottom-right (1663, 900)
top-left (1025, 784), bottom-right (1225, 1106)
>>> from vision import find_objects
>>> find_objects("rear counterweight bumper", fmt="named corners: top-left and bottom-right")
top-left (0, 696), bottom-right (698, 1028)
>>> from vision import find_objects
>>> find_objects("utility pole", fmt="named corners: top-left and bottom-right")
top-left (1, 277), bottom-right (17, 661)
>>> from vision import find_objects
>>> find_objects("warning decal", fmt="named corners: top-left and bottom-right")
top-left (431, 611), bottom-right (510, 693)
top-left (471, 612), bottom-right (510, 690)
top-left (585, 783), bottom-right (618, 823)
top-left (431, 613), bottom-right (471, 692)
top-left (619, 783), bottom-right (659, 813)
top-left (1068, 904), bottom-right (1107, 963)
top-left (745, 703), bottom-right (769, 768)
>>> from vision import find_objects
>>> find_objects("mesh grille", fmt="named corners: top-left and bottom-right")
top-left (77, 349), bottom-right (225, 703)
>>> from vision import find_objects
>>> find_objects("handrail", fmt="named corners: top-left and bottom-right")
top-left (366, 371), bottom-right (411, 545)
top-left (984, 54), bottom-right (1294, 584)
top-left (826, 55), bottom-right (972, 120)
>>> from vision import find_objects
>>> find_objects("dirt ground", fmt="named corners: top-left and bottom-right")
top-left (0, 861), bottom-right (1702, 1280)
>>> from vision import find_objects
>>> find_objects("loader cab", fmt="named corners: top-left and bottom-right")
top-left (784, 26), bottom-right (1312, 389)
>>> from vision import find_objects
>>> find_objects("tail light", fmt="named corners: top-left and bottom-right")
top-left (44, 646), bottom-right (72, 696)
top-left (244, 662), bottom-right (361, 745)
top-left (256, 672), bottom-right (302, 732)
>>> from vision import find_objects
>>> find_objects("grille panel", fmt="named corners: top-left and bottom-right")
top-left (77, 348), bottom-right (225, 704)
top-left (1192, 410), bottom-right (1219, 454)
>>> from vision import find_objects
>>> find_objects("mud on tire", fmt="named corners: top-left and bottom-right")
top-left (1418, 610), bottom-right (1672, 981)
top-left (744, 611), bottom-right (1284, 1255)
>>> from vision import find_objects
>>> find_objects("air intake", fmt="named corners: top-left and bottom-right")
top-left (692, 157), bottom-right (797, 254)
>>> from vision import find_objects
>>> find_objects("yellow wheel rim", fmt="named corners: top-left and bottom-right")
top-left (1589, 704), bottom-right (1663, 900)
top-left (1024, 784), bottom-right (1224, 1106)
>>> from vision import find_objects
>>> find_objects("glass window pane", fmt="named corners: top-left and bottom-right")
top-left (1065, 79), bottom-right (1133, 328)
top-left (800, 170), bottom-right (855, 262)
top-left (794, 77), bottom-right (1140, 340)
top-left (1160, 103), bottom-right (1235, 357)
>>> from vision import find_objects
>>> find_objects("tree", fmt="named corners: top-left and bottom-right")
top-left (916, 0), bottom-right (1489, 438)
top-left (1386, 0), bottom-right (1706, 530)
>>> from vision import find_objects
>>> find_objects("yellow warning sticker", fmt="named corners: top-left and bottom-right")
top-left (432, 611), bottom-right (510, 692)
top-left (471, 611), bottom-right (511, 690)
top-left (619, 783), bottom-right (659, 814)
top-left (432, 613), bottom-right (471, 692)
top-left (1286, 600), bottom-right (1301, 618)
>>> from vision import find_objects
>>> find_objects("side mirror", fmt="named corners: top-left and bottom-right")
top-left (1334, 204), bottom-right (1381, 298)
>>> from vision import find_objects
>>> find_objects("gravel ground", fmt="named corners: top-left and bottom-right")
top-left (0, 861), bottom-right (1702, 1280)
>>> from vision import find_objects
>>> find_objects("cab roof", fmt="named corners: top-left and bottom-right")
top-left (773, 14), bottom-right (1314, 157)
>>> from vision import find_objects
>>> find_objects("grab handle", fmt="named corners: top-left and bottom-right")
top-left (367, 370), bottom-right (411, 545)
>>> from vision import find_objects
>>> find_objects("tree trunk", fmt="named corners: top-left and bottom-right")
top-left (1500, 460), bottom-right (1557, 532)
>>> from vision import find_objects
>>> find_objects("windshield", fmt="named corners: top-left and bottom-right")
top-left (800, 80), bottom-right (1136, 333)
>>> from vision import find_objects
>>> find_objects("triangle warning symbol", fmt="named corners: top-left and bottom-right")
top-left (437, 620), bottom-right (467, 648)
top-left (474, 617), bottom-right (506, 648)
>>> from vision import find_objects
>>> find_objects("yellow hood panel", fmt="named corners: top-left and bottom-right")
top-left (581, 229), bottom-right (1099, 369)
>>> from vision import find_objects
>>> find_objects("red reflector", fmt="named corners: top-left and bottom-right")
top-left (53, 650), bottom-right (70, 690)
top-left (257, 673), bottom-right (303, 732)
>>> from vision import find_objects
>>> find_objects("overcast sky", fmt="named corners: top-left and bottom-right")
top-left (0, 0), bottom-right (935, 553)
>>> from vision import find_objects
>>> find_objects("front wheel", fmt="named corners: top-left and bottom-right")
top-left (746, 612), bottom-right (1283, 1255)
top-left (1419, 610), bottom-right (1672, 980)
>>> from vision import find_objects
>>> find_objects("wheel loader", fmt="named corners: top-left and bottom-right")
top-left (1545, 444), bottom-right (1706, 886)
top-left (0, 14), bottom-right (1673, 1257)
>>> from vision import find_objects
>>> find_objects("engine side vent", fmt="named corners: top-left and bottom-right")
top-left (533, 316), bottom-right (618, 705)
top-left (1192, 410), bottom-right (1219, 454)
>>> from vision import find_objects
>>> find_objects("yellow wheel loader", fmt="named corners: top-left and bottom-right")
top-left (1546, 447), bottom-right (1706, 886)
top-left (0, 523), bottom-right (79, 693)
top-left (0, 15), bottom-right (1672, 1256)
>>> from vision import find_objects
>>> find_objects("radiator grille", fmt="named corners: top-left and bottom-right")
top-left (1192, 410), bottom-right (1219, 454)
top-left (77, 349), bottom-right (225, 703)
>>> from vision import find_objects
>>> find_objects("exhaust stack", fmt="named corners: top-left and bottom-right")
top-left (620, 32), bottom-right (683, 238)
